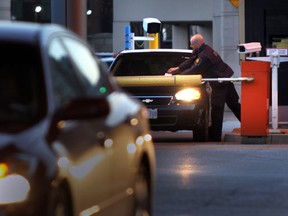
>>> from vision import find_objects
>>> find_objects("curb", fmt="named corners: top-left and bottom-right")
top-left (223, 128), bottom-right (288, 144)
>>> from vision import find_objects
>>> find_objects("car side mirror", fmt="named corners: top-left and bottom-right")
top-left (56, 98), bottom-right (110, 120)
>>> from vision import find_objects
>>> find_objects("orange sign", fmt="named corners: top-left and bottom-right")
top-left (229, 0), bottom-right (239, 8)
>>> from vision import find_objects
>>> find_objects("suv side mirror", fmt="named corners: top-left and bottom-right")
top-left (56, 98), bottom-right (110, 120)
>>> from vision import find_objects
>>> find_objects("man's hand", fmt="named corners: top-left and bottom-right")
top-left (166, 67), bottom-right (179, 74)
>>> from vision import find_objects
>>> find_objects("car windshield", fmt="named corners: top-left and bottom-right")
top-left (111, 52), bottom-right (192, 76)
top-left (0, 42), bottom-right (44, 128)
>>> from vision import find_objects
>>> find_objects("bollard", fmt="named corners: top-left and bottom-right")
top-left (124, 26), bottom-right (132, 50)
top-left (149, 33), bottom-right (159, 49)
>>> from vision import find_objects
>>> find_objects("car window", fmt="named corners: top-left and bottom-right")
top-left (61, 37), bottom-right (113, 96)
top-left (48, 38), bottom-right (84, 108)
top-left (0, 42), bottom-right (43, 126)
top-left (111, 52), bottom-right (192, 76)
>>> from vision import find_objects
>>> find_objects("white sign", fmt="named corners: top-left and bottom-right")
top-left (266, 48), bottom-right (288, 56)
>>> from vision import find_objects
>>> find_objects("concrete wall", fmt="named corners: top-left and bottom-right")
top-left (213, 0), bottom-right (240, 75)
top-left (113, 0), bottom-right (213, 22)
top-left (213, 0), bottom-right (241, 108)
top-left (113, 0), bottom-right (214, 53)
top-left (113, 0), bottom-right (240, 73)
top-left (0, 0), bottom-right (11, 20)
top-left (87, 33), bottom-right (113, 52)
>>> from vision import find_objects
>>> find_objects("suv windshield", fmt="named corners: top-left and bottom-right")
top-left (111, 52), bottom-right (192, 76)
top-left (0, 42), bottom-right (44, 129)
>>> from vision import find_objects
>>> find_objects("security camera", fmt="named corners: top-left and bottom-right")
top-left (237, 42), bottom-right (262, 54)
top-left (142, 18), bottom-right (161, 34)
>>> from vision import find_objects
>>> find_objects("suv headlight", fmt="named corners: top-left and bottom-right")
top-left (0, 154), bottom-right (38, 204)
top-left (0, 170), bottom-right (30, 204)
top-left (175, 88), bottom-right (201, 102)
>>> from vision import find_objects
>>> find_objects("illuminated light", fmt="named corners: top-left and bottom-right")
top-left (0, 163), bottom-right (8, 178)
top-left (53, 142), bottom-right (69, 157)
top-left (178, 168), bottom-right (194, 188)
top-left (136, 136), bottom-right (144, 146)
top-left (144, 134), bottom-right (152, 142)
top-left (175, 88), bottom-right (201, 102)
top-left (99, 86), bottom-right (107, 94)
top-left (57, 120), bottom-right (66, 129)
top-left (127, 143), bottom-right (136, 154)
top-left (130, 118), bottom-right (139, 126)
top-left (96, 131), bottom-right (105, 139)
top-left (86, 10), bottom-right (92, 15)
top-left (126, 187), bottom-right (134, 195)
top-left (35, 6), bottom-right (42, 13)
top-left (80, 205), bottom-right (100, 216)
top-left (57, 157), bottom-right (70, 168)
top-left (0, 174), bottom-right (30, 204)
top-left (176, 158), bottom-right (198, 188)
top-left (104, 139), bottom-right (113, 148)
top-left (142, 108), bottom-right (149, 119)
top-left (69, 154), bottom-right (104, 179)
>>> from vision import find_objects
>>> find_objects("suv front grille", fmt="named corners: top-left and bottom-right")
top-left (133, 96), bottom-right (173, 106)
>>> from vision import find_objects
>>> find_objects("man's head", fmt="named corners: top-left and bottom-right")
top-left (190, 34), bottom-right (204, 51)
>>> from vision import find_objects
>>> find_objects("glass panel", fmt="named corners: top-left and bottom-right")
top-left (112, 52), bottom-right (193, 76)
top-left (48, 38), bottom-right (84, 108)
top-left (0, 42), bottom-right (43, 125)
top-left (62, 37), bottom-right (112, 96)
top-left (265, 9), bottom-right (288, 48)
top-left (11, 0), bottom-right (51, 23)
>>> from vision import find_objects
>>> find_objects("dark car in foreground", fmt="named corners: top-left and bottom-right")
top-left (0, 21), bottom-right (155, 216)
top-left (109, 49), bottom-right (211, 141)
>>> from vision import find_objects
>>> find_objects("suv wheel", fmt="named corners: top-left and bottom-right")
top-left (47, 186), bottom-right (73, 216)
top-left (134, 163), bottom-right (151, 216)
top-left (192, 106), bottom-right (209, 142)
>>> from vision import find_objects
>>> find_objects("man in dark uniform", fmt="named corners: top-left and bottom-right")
top-left (167, 34), bottom-right (241, 141)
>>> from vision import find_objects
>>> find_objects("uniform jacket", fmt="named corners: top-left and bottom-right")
top-left (173, 43), bottom-right (234, 78)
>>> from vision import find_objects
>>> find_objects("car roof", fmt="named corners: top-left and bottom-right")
top-left (0, 21), bottom-right (70, 44)
top-left (118, 48), bottom-right (193, 54)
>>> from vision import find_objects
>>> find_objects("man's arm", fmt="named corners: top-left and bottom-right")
top-left (166, 58), bottom-right (195, 74)
top-left (181, 56), bottom-right (211, 75)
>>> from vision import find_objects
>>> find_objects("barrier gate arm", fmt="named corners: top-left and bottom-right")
top-left (115, 75), bottom-right (254, 87)
top-left (202, 77), bottom-right (254, 83)
top-left (115, 75), bottom-right (203, 87)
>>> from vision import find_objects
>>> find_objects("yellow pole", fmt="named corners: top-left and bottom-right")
top-left (149, 33), bottom-right (159, 49)
top-left (115, 75), bottom-right (202, 87)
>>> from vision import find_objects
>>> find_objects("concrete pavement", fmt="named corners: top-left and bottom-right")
top-left (223, 111), bottom-right (288, 144)
top-left (151, 110), bottom-right (288, 144)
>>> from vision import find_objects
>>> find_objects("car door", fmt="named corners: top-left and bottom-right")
top-left (106, 92), bottom-right (144, 214)
top-left (47, 36), bottom-right (113, 215)
top-left (61, 36), bottom-right (149, 215)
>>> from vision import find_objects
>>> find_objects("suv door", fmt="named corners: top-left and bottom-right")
top-left (48, 37), bottom-right (113, 214)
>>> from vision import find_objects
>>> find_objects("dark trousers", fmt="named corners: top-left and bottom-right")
top-left (209, 82), bottom-right (241, 141)
top-left (226, 82), bottom-right (241, 121)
